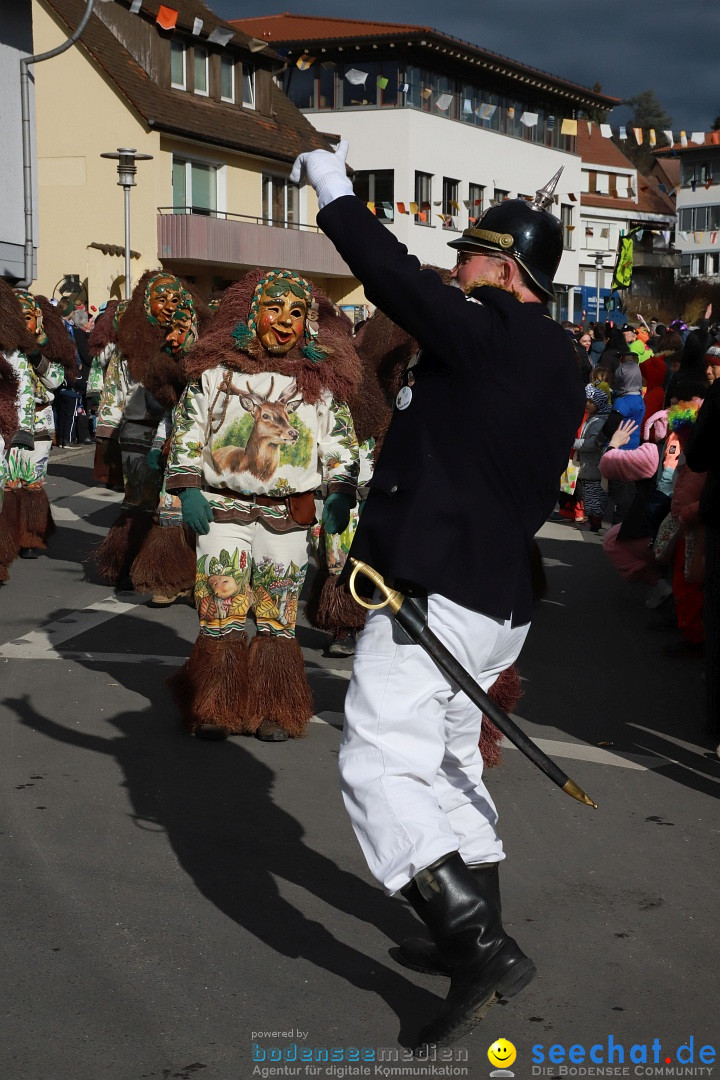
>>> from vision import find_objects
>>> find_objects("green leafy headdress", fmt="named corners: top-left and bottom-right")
top-left (231, 269), bottom-right (327, 363)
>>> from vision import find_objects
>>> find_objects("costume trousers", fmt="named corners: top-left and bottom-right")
top-left (339, 592), bottom-right (529, 895)
top-left (6, 440), bottom-right (52, 487)
top-left (194, 517), bottom-right (309, 638)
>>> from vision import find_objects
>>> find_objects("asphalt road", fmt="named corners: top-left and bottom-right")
top-left (1, 446), bottom-right (718, 1080)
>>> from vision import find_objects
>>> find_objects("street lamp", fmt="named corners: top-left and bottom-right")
top-left (592, 251), bottom-right (608, 323)
top-left (100, 148), bottom-right (153, 299)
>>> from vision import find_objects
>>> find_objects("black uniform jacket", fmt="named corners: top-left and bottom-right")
top-left (318, 196), bottom-right (585, 626)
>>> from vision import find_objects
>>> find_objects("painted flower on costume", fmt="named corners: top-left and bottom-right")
top-left (231, 269), bottom-right (327, 362)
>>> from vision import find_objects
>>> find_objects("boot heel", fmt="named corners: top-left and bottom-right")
top-left (496, 957), bottom-right (537, 999)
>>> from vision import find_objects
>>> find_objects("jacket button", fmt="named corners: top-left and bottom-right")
top-left (390, 484), bottom-right (398, 493)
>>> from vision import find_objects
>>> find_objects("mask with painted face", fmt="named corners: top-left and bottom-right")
top-left (14, 289), bottom-right (49, 347)
top-left (164, 294), bottom-right (198, 356)
top-left (143, 272), bottom-right (183, 327)
top-left (231, 269), bottom-right (328, 363)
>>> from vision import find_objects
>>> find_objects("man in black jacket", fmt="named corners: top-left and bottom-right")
top-left (291, 143), bottom-right (585, 1050)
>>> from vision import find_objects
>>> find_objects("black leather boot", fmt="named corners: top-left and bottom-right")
top-left (394, 862), bottom-right (501, 976)
top-left (401, 852), bottom-right (536, 1051)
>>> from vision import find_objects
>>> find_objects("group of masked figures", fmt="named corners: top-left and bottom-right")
top-left (0, 264), bottom-right (520, 751)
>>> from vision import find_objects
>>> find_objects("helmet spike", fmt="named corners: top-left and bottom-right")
top-left (531, 167), bottom-right (564, 212)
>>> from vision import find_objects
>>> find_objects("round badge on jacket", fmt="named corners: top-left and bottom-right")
top-left (395, 386), bottom-right (413, 410)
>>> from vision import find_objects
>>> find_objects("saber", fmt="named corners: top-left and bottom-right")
top-left (349, 558), bottom-right (598, 809)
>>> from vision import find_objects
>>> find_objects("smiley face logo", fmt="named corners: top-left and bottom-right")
top-left (488, 1039), bottom-right (517, 1070)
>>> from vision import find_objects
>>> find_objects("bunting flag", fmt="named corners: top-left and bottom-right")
top-left (706, 178), bottom-right (714, 190)
top-left (663, 129), bottom-right (674, 144)
top-left (156, 5), bottom-right (178, 30)
top-left (249, 38), bottom-right (269, 52)
top-left (586, 121), bottom-right (593, 135)
top-left (619, 126), bottom-right (627, 140)
top-left (409, 202), bottom-right (418, 215)
top-left (399, 82), bottom-right (410, 93)
top-left (377, 76), bottom-right (389, 89)
top-left (367, 202), bottom-right (376, 215)
top-left (691, 132), bottom-right (705, 144)
top-left (568, 192), bottom-right (577, 201)
top-left (680, 131), bottom-right (688, 146)
top-left (296, 54), bottom-right (315, 70)
top-left (633, 127), bottom-right (643, 144)
top-left (207, 26), bottom-right (234, 46)
top-left (192, 17), bottom-right (203, 35)
top-left (648, 129), bottom-right (656, 147)
top-left (436, 93), bottom-right (453, 111)
top-left (520, 111), bottom-right (538, 127)
top-left (600, 123), bottom-right (613, 139)
top-left (320, 60), bottom-right (335, 70)
top-left (713, 232), bottom-right (718, 244)
top-left (421, 87), bottom-right (432, 100)
top-left (612, 236), bottom-right (634, 289)
top-left (450, 199), bottom-right (460, 212)
top-left (129, 0), bottom-right (141, 12)
top-left (507, 107), bottom-right (515, 119)
top-left (547, 115), bottom-right (555, 130)
top-left (344, 68), bottom-right (368, 85)
top-left (477, 102), bottom-right (496, 120)
top-left (561, 118), bottom-right (578, 135)
top-left (397, 202), bottom-right (408, 214)
top-left (463, 98), bottom-right (473, 113)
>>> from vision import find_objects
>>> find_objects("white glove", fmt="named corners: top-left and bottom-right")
top-left (289, 140), bottom-right (354, 209)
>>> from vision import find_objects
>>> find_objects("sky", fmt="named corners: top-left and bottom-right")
top-left (212, 0), bottom-right (720, 135)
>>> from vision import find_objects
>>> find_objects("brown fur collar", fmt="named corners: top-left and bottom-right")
top-left (0, 354), bottom-right (19, 445)
top-left (0, 280), bottom-right (35, 355)
top-left (35, 296), bottom-right (77, 374)
top-left (183, 270), bottom-right (360, 406)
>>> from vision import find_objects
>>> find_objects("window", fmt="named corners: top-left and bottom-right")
top-left (561, 205), bottom-right (574, 250)
top-left (193, 46), bottom-right (209, 96)
top-left (595, 172), bottom-right (609, 195)
top-left (172, 156), bottom-right (218, 215)
top-left (493, 188), bottom-right (509, 204)
top-left (354, 170), bottom-right (394, 223)
top-left (170, 40), bottom-right (186, 89)
top-left (242, 64), bottom-right (255, 108)
top-left (262, 174), bottom-right (299, 228)
top-left (414, 171), bottom-right (432, 224)
top-left (468, 183), bottom-right (484, 224)
top-left (220, 55), bottom-right (235, 102)
top-left (442, 177), bottom-right (460, 229)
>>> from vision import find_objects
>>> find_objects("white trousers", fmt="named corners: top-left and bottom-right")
top-left (338, 593), bottom-right (529, 895)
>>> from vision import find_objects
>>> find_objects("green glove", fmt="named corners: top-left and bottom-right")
top-left (322, 492), bottom-right (353, 535)
top-left (179, 489), bottom-right (214, 535)
top-left (146, 447), bottom-right (163, 473)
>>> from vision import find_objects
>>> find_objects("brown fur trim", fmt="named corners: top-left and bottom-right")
top-left (480, 665), bottom-right (523, 769)
top-left (35, 296), bottom-right (77, 373)
top-left (0, 354), bottom-right (19, 445)
top-left (0, 491), bottom-right (21, 577)
top-left (130, 523), bottom-right (196, 596)
top-left (17, 487), bottom-right (55, 548)
top-left (140, 347), bottom-right (187, 411)
top-left (245, 634), bottom-right (313, 737)
top-left (305, 572), bottom-right (367, 633)
top-left (90, 510), bottom-right (153, 585)
top-left (183, 270), bottom-right (361, 405)
top-left (167, 631), bottom-right (251, 734)
top-left (93, 437), bottom-right (123, 487)
top-left (0, 280), bottom-right (35, 355)
top-left (88, 301), bottom-right (120, 356)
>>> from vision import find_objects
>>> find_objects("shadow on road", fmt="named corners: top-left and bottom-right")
top-left (5, 613), bottom-right (439, 1046)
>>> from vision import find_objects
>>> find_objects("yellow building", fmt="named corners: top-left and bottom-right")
top-left (32, 0), bottom-right (362, 310)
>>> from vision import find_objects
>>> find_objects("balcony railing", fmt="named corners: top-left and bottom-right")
top-left (157, 207), bottom-right (352, 278)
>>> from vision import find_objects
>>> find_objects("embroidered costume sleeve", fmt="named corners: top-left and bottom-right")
top-left (95, 351), bottom-right (129, 439)
top-left (87, 343), bottom-right (115, 397)
top-left (6, 351), bottom-right (36, 436)
top-left (165, 379), bottom-right (206, 491)
top-left (317, 392), bottom-right (359, 498)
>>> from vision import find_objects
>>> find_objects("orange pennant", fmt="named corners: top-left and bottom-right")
top-left (156, 5), bottom-right (178, 30)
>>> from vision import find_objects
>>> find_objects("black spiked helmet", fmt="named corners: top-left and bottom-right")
top-left (447, 168), bottom-right (564, 300)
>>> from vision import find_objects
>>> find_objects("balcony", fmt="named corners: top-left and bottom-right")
top-left (157, 209), bottom-right (352, 279)
top-left (631, 249), bottom-right (683, 270)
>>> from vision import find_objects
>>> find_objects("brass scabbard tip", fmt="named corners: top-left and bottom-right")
top-left (562, 778), bottom-right (598, 809)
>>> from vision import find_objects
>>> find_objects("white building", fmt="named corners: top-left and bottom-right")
top-left (231, 13), bottom-right (619, 321)
top-left (0, 2), bottom-right (36, 282)
top-left (656, 133), bottom-right (720, 280)
top-left (575, 126), bottom-right (678, 322)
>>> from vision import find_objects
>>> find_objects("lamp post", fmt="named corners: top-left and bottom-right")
top-left (100, 148), bottom-right (153, 299)
top-left (592, 251), bottom-right (607, 323)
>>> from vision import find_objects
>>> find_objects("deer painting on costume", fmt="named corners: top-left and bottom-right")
top-left (211, 376), bottom-right (303, 481)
